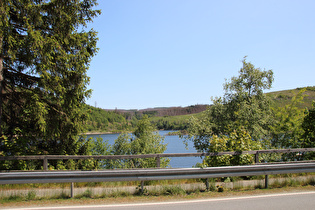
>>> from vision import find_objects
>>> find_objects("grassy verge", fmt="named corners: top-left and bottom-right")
top-left (1, 186), bottom-right (314, 209)
top-left (1, 175), bottom-right (314, 208)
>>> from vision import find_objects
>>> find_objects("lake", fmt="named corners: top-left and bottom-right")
top-left (87, 130), bottom-right (203, 168)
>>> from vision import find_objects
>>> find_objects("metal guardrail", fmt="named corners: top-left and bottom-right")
top-left (0, 162), bottom-right (314, 185)
top-left (0, 149), bottom-right (314, 197)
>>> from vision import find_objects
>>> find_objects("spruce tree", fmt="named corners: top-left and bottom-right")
top-left (0, 0), bottom-right (100, 163)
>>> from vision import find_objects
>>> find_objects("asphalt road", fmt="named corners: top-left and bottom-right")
top-left (5, 191), bottom-right (315, 210)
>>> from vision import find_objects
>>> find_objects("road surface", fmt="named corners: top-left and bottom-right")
top-left (5, 191), bottom-right (315, 210)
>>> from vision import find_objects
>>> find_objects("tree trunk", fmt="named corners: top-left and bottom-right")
top-left (0, 0), bottom-right (4, 136)
top-left (0, 37), bottom-right (3, 134)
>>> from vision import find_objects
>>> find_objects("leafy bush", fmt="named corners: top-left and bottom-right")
top-left (202, 128), bottom-right (261, 167)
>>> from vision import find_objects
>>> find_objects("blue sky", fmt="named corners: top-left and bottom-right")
top-left (86, 0), bottom-right (315, 110)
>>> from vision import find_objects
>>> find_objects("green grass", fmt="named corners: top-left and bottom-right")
top-left (267, 86), bottom-right (315, 109)
top-left (1, 181), bottom-right (314, 209)
top-left (1, 175), bottom-right (314, 202)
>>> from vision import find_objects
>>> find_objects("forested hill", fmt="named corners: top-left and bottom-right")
top-left (83, 104), bottom-right (208, 132)
top-left (112, 104), bottom-right (208, 118)
top-left (84, 86), bottom-right (315, 133)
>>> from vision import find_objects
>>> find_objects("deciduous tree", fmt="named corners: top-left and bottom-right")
top-left (269, 89), bottom-right (307, 148)
top-left (110, 115), bottom-right (169, 168)
top-left (186, 57), bottom-right (274, 152)
top-left (201, 127), bottom-right (261, 167)
top-left (302, 102), bottom-right (315, 148)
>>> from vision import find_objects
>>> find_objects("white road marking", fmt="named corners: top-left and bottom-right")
top-left (5, 191), bottom-right (315, 210)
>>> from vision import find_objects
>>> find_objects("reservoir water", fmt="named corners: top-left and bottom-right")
top-left (87, 130), bottom-right (203, 168)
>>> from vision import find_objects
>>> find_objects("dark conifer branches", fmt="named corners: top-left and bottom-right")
top-left (0, 0), bottom-right (100, 162)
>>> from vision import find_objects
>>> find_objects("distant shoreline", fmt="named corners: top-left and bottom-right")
top-left (83, 132), bottom-right (118, 135)
top-left (83, 130), bottom-right (181, 136)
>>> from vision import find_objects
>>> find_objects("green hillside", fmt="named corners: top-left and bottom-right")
top-left (268, 86), bottom-right (315, 109)
top-left (83, 105), bottom-right (133, 133)
top-left (84, 86), bottom-right (315, 133)
top-left (149, 86), bottom-right (315, 131)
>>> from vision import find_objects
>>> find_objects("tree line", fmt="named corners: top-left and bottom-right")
top-left (83, 104), bottom-right (208, 132)
top-left (83, 105), bottom-right (133, 133)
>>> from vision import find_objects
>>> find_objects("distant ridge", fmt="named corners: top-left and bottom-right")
top-left (103, 104), bottom-right (209, 117)
top-left (100, 86), bottom-right (315, 117)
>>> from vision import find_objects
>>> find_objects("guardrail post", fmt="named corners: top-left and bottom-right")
top-left (265, 175), bottom-right (269, 189)
top-left (71, 182), bottom-right (74, 198)
top-left (43, 156), bottom-right (48, 171)
top-left (255, 151), bottom-right (260, 164)
top-left (156, 156), bottom-right (160, 168)
top-left (141, 181), bottom-right (144, 194)
top-left (206, 178), bottom-right (209, 191)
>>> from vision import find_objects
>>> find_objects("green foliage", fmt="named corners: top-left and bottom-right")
top-left (83, 105), bottom-right (131, 132)
top-left (217, 56), bottom-right (274, 140)
top-left (300, 102), bottom-right (315, 160)
top-left (88, 136), bottom-right (111, 169)
top-left (109, 115), bottom-right (169, 168)
top-left (0, 0), bottom-right (100, 170)
top-left (269, 89), bottom-right (307, 148)
top-left (26, 190), bottom-right (36, 200)
top-left (88, 115), bottom-right (169, 169)
top-left (154, 117), bottom-right (188, 130)
top-left (185, 57), bottom-right (314, 167)
top-left (302, 101), bottom-right (315, 148)
top-left (90, 137), bottom-right (111, 156)
top-left (150, 87), bottom-right (315, 133)
top-left (135, 184), bottom-right (148, 196)
top-left (184, 112), bottom-right (213, 152)
top-left (83, 105), bottom-right (208, 133)
top-left (186, 57), bottom-right (273, 153)
top-left (161, 185), bottom-right (186, 195)
top-left (202, 128), bottom-right (261, 167)
top-left (85, 89), bottom-right (315, 136)
top-left (142, 110), bottom-right (158, 118)
top-left (268, 86), bottom-right (315, 109)
top-left (76, 189), bottom-right (93, 199)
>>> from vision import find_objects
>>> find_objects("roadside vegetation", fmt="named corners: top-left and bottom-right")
top-left (1, 174), bottom-right (314, 207)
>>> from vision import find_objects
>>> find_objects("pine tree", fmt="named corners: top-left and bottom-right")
top-left (0, 0), bottom-right (100, 163)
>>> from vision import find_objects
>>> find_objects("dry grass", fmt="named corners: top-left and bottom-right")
top-left (1, 182), bottom-right (314, 209)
